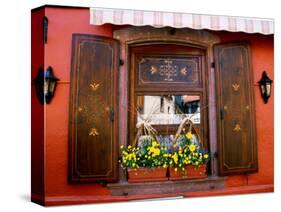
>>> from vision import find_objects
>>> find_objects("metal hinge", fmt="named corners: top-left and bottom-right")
top-left (109, 109), bottom-right (114, 122)
top-left (220, 109), bottom-right (224, 120)
top-left (119, 59), bottom-right (124, 66)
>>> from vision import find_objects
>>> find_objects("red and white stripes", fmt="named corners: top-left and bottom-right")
top-left (90, 8), bottom-right (273, 35)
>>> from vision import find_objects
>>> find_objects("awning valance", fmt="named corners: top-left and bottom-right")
top-left (90, 8), bottom-right (274, 35)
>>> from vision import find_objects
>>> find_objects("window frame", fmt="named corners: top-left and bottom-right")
top-left (128, 43), bottom-right (209, 151)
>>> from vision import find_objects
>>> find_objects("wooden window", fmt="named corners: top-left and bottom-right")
top-left (214, 43), bottom-right (258, 175)
top-left (129, 44), bottom-right (209, 150)
top-left (68, 34), bottom-right (119, 182)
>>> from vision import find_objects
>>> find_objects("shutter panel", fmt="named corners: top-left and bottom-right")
top-left (69, 34), bottom-right (119, 182)
top-left (214, 43), bottom-right (258, 176)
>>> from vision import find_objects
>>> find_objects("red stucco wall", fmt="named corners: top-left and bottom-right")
top-left (31, 8), bottom-right (45, 202)
top-left (44, 7), bottom-right (113, 198)
top-left (31, 6), bottom-right (274, 205)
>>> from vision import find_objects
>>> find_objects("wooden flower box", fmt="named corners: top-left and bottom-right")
top-left (127, 167), bottom-right (168, 183)
top-left (169, 164), bottom-right (207, 180)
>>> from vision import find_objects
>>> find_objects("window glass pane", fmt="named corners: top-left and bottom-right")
top-left (137, 95), bottom-right (200, 125)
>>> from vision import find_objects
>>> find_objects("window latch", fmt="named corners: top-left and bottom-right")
top-left (211, 152), bottom-right (218, 159)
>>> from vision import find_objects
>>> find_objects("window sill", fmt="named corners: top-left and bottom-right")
top-left (107, 176), bottom-right (226, 196)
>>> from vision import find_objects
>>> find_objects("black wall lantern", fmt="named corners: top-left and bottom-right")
top-left (34, 66), bottom-right (59, 104)
top-left (258, 71), bottom-right (272, 104)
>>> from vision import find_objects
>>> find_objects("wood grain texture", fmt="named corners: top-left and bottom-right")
top-left (68, 34), bottom-right (119, 182)
top-left (215, 43), bottom-right (258, 175)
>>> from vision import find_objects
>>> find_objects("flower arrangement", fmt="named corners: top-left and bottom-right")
top-left (120, 145), bottom-right (139, 169)
top-left (119, 131), bottom-right (209, 181)
top-left (120, 137), bottom-right (170, 182)
top-left (120, 114), bottom-right (210, 182)
top-left (169, 131), bottom-right (209, 173)
top-left (120, 138), bottom-right (170, 170)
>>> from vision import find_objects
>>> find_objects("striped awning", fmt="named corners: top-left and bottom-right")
top-left (90, 8), bottom-right (274, 35)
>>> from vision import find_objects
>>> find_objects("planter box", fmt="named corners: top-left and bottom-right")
top-left (169, 164), bottom-right (207, 180)
top-left (127, 167), bottom-right (168, 183)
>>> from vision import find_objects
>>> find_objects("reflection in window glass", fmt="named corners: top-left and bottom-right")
top-left (137, 95), bottom-right (200, 125)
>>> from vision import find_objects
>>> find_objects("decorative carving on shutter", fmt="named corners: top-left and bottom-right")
top-left (214, 43), bottom-right (258, 176)
top-left (69, 34), bottom-right (119, 182)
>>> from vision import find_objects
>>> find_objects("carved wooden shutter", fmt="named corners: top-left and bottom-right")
top-left (214, 43), bottom-right (258, 176)
top-left (69, 34), bottom-right (119, 182)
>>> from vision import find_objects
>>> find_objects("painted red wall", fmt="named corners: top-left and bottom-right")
top-left (31, 6), bottom-right (274, 205)
top-left (31, 8), bottom-right (45, 203)
top-left (43, 7), bottom-right (113, 199)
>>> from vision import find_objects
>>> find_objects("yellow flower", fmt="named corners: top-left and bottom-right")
top-left (174, 168), bottom-right (178, 172)
top-left (152, 148), bottom-right (160, 157)
top-left (152, 141), bottom-right (158, 147)
top-left (172, 154), bottom-right (178, 164)
top-left (128, 145), bottom-right (132, 149)
top-left (186, 132), bottom-right (193, 140)
top-left (204, 154), bottom-right (209, 159)
top-left (163, 164), bottom-right (167, 168)
top-left (189, 144), bottom-right (196, 152)
top-left (120, 145), bottom-right (124, 149)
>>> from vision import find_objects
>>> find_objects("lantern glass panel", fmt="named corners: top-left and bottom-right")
top-left (266, 83), bottom-right (271, 96)
top-left (44, 80), bottom-right (49, 95)
top-left (260, 84), bottom-right (265, 95)
top-left (49, 81), bottom-right (56, 94)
